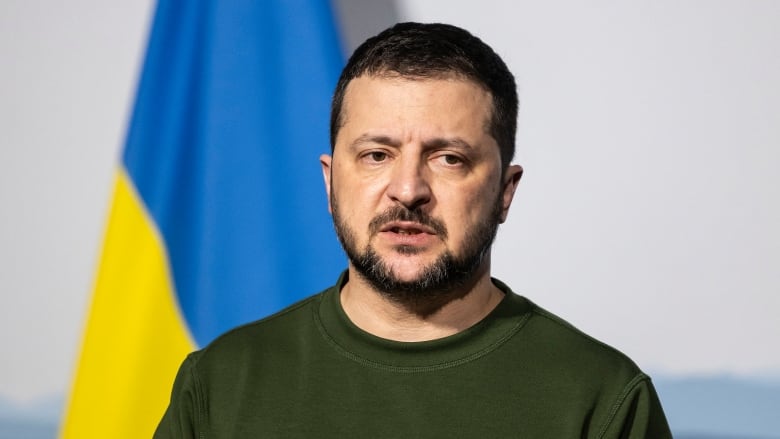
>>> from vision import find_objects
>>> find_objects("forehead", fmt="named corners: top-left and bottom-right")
top-left (337, 75), bottom-right (494, 147)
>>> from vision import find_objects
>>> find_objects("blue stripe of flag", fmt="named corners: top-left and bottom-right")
top-left (122, 0), bottom-right (346, 346)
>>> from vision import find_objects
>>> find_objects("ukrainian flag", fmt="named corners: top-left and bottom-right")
top-left (60, 1), bottom-right (345, 436)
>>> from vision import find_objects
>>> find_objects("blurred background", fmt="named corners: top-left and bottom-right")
top-left (1, 1), bottom-right (778, 437)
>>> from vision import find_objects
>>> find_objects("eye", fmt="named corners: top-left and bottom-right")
top-left (360, 150), bottom-right (390, 165)
top-left (368, 151), bottom-right (388, 162)
top-left (437, 154), bottom-right (463, 166)
top-left (444, 155), bottom-right (461, 165)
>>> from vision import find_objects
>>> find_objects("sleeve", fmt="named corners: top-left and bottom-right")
top-left (153, 353), bottom-right (202, 439)
top-left (598, 374), bottom-right (673, 439)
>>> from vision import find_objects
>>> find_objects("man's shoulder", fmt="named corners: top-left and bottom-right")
top-left (505, 295), bottom-right (669, 436)
top-left (495, 278), bottom-right (642, 376)
top-left (518, 296), bottom-right (645, 380)
top-left (187, 289), bottom-right (327, 369)
top-left (222, 291), bottom-right (322, 339)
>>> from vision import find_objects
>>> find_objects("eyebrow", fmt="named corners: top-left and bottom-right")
top-left (422, 137), bottom-right (474, 150)
top-left (349, 134), bottom-right (401, 151)
top-left (349, 134), bottom-right (474, 151)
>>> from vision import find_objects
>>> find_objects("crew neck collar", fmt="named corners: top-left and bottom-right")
top-left (313, 271), bottom-right (534, 372)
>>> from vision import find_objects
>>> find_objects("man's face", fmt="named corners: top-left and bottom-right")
top-left (321, 76), bottom-right (521, 305)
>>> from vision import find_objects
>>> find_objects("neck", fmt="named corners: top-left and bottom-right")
top-left (339, 262), bottom-right (504, 342)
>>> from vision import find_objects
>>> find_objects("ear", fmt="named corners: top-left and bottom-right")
top-left (499, 164), bottom-right (523, 223)
top-left (320, 154), bottom-right (333, 213)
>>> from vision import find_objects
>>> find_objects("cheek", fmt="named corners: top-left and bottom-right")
top-left (438, 187), bottom-right (495, 233)
top-left (434, 190), bottom-right (485, 227)
top-left (448, 180), bottom-right (499, 214)
top-left (332, 181), bottom-right (385, 234)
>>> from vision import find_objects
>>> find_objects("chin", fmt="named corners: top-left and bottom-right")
top-left (382, 254), bottom-right (438, 276)
top-left (386, 270), bottom-right (427, 285)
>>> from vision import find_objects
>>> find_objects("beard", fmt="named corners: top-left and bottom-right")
top-left (331, 193), bottom-right (503, 315)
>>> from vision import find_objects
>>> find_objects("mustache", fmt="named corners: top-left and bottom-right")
top-left (368, 206), bottom-right (448, 239)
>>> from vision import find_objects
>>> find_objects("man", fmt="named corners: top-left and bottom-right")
top-left (155, 22), bottom-right (671, 438)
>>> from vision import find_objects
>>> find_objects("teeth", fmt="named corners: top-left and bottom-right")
top-left (389, 227), bottom-right (421, 235)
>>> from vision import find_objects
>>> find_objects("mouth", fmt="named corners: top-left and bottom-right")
top-left (379, 221), bottom-right (437, 236)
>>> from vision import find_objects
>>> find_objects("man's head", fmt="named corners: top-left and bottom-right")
top-left (330, 22), bottom-right (518, 170)
top-left (322, 23), bottom-right (522, 314)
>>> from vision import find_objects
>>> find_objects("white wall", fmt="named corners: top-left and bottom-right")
top-left (399, 0), bottom-right (780, 377)
top-left (1, 0), bottom-right (778, 405)
top-left (0, 0), bottom-right (155, 402)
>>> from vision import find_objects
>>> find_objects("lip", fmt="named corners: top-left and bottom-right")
top-left (376, 221), bottom-right (438, 247)
top-left (378, 221), bottom-right (437, 235)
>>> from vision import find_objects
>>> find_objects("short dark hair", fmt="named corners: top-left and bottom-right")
top-left (330, 22), bottom-right (518, 168)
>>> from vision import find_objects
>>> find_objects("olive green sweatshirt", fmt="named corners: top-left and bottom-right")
top-left (155, 274), bottom-right (671, 438)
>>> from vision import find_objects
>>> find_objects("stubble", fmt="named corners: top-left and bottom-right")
top-left (331, 193), bottom-right (503, 316)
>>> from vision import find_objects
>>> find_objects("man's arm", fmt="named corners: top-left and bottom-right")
top-left (598, 374), bottom-right (672, 439)
top-left (154, 353), bottom-right (200, 439)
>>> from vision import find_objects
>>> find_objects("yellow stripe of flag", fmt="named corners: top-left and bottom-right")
top-left (60, 169), bottom-right (195, 438)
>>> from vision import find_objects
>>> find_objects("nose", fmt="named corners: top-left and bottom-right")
top-left (386, 154), bottom-right (432, 210)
